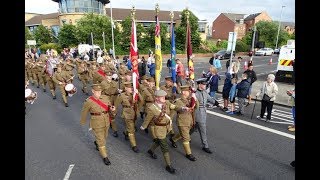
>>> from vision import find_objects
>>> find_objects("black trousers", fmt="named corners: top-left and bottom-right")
top-left (260, 100), bottom-right (274, 120)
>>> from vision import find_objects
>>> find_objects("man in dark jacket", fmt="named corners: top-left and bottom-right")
top-left (138, 57), bottom-right (147, 83)
top-left (236, 73), bottom-right (250, 115)
top-left (243, 63), bottom-right (257, 106)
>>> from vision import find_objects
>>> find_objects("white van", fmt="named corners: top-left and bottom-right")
top-left (78, 44), bottom-right (101, 55)
top-left (275, 40), bottom-right (295, 82)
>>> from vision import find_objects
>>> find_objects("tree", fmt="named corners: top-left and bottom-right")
top-left (175, 9), bottom-right (201, 52)
top-left (254, 21), bottom-right (291, 48)
top-left (145, 23), bottom-right (171, 54)
top-left (34, 25), bottom-right (53, 46)
top-left (25, 27), bottom-right (34, 44)
top-left (76, 13), bottom-right (120, 51)
top-left (58, 24), bottom-right (79, 48)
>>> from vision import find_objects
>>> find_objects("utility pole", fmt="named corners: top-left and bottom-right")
top-left (250, 26), bottom-right (257, 63)
top-left (275, 5), bottom-right (285, 49)
top-left (228, 32), bottom-right (236, 73)
top-left (91, 32), bottom-right (94, 59)
top-left (102, 31), bottom-right (105, 50)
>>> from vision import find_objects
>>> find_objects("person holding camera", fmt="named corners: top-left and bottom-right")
top-left (256, 74), bottom-right (278, 122)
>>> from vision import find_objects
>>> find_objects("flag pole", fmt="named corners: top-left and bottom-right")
top-left (186, 8), bottom-right (195, 86)
top-left (154, 3), bottom-right (162, 90)
top-left (170, 10), bottom-right (177, 94)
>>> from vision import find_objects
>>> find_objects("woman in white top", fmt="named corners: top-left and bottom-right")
top-left (256, 74), bottom-right (278, 122)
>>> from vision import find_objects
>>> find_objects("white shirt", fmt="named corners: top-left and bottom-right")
top-left (97, 56), bottom-right (104, 63)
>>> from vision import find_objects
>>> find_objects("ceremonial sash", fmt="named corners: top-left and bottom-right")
top-left (89, 96), bottom-right (111, 123)
top-left (97, 69), bottom-right (106, 77)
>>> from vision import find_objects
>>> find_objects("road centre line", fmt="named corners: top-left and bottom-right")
top-left (206, 110), bottom-right (295, 140)
top-left (63, 164), bottom-right (75, 180)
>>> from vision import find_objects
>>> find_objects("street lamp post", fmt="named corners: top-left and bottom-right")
top-left (275, 5), bottom-right (285, 50)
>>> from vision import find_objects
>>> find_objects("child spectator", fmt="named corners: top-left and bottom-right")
top-left (228, 77), bottom-right (238, 115)
top-left (222, 73), bottom-right (232, 111)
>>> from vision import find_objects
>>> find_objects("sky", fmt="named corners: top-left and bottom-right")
top-left (25, 0), bottom-right (295, 23)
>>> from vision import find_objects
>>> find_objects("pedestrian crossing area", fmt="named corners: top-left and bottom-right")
top-left (207, 98), bottom-right (294, 125)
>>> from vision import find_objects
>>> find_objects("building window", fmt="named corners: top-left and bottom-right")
top-left (51, 25), bottom-right (60, 36)
top-left (59, 0), bottom-right (104, 14)
top-left (62, 19), bottom-right (66, 24)
top-left (198, 23), bottom-right (206, 32)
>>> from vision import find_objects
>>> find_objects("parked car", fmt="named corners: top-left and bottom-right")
top-left (255, 48), bottom-right (274, 56)
top-left (215, 49), bottom-right (235, 59)
top-left (273, 48), bottom-right (280, 54)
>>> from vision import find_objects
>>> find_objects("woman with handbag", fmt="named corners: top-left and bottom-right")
top-left (256, 74), bottom-right (278, 122)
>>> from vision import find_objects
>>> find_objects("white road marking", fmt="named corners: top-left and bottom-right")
top-left (63, 164), bottom-right (75, 180)
top-left (274, 109), bottom-right (292, 115)
top-left (271, 112), bottom-right (293, 119)
top-left (268, 121), bottom-right (293, 125)
top-left (206, 110), bottom-right (295, 139)
top-left (269, 115), bottom-right (294, 123)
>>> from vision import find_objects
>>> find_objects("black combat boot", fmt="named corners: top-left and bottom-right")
top-left (94, 141), bottom-right (99, 151)
top-left (43, 89), bottom-right (46, 92)
top-left (144, 128), bottom-right (149, 134)
top-left (53, 95), bottom-right (56, 99)
top-left (113, 131), bottom-right (118, 137)
top-left (140, 112), bottom-right (144, 119)
top-left (169, 137), bottom-right (177, 148)
top-left (147, 150), bottom-right (157, 159)
top-left (202, 147), bottom-right (213, 154)
top-left (103, 157), bottom-right (111, 165)
top-left (165, 165), bottom-right (176, 174)
top-left (65, 103), bottom-right (69, 107)
top-left (132, 146), bottom-right (139, 153)
top-left (186, 154), bottom-right (197, 161)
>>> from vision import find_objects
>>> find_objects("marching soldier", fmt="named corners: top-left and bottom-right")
top-left (62, 58), bottom-right (76, 80)
top-left (74, 58), bottom-right (83, 80)
top-left (77, 61), bottom-right (90, 95)
top-left (80, 84), bottom-right (116, 165)
top-left (140, 77), bottom-right (156, 136)
top-left (26, 59), bottom-right (34, 85)
top-left (118, 62), bottom-right (129, 81)
top-left (119, 71), bottom-right (133, 91)
top-left (38, 59), bottom-right (47, 92)
top-left (160, 76), bottom-right (177, 139)
top-left (88, 62), bottom-right (97, 82)
top-left (52, 64), bottom-right (73, 107)
top-left (92, 64), bottom-right (107, 84)
top-left (194, 78), bottom-right (216, 154)
top-left (140, 90), bottom-right (188, 174)
top-left (114, 82), bottom-right (142, 153)
top-left (44, 60), bottom-right (57, 99)
top-left (100, 70), bottom-right (122, 137)
top-left (138, 75), bottom-right (149, 119)
top-left (31, 60), bottom-right (39, 88)
top-left (170, 85), bottom-right (197, 161)
top-left (105, 58), bottom-right (117, 72)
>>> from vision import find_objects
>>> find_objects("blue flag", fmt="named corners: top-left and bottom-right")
top-left (170, 23), bottom-right (177, 93)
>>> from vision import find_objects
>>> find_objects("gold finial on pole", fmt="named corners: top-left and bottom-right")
top-left (155, 3), bottom-right (160, 15)
top-left (185, 7), bottom-right (190, 20)
top-left (131, 5), bottom-right (136, 18)
top-left (169, 10), bottom-right (174, 21)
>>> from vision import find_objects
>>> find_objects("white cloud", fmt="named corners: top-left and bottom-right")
top-left (25, 0), bottom-right (294, 22)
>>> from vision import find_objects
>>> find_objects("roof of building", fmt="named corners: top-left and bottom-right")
top-left (281, 21), bottom-right (295, 28)
top-left (105, 8), bottom-right (182, 22)
top-left (221, 13), bottom-right (246, 23)
top-left (244, 13), bottom-right (261, 21)
top-left (51, 0), bottom-right (110, 3)
top-left (25, 12), bottom-right (59, 26)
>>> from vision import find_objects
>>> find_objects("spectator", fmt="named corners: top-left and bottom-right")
top-left (209, 53), bottom-right (215, 65)
top-left (138, 57), bottom-right (146, 83)
top-left (244, 63), bottom-right (257, 106)
top-left (230, 57), bottom-right (241, 79)
top-left (213, 55), bottom-right (222, 70)
top-left (207, 66), bottom-right (220, 99)
top-left (167, 58), bottom-right (172, 73)
top-left (176, 59), bottom-right (185, 87)
top-left (126, 58), bottom-right (132, 70)
top-left (256, 74), bottom-right (279, 122)
top-left (287, 88), bottom-right (295, 132)
top-left (147, 54), bottom-right (153, 66)
top-left (222, 73), bottom-right (233, 111)
top-left (235, 73), bottom-right (251, 116)
top-left (97, 54), bottom-right (104, 66)
top-left (148, 58), bottom-right (155, 78)
top-left (228, 77), bottom-right (238, 115)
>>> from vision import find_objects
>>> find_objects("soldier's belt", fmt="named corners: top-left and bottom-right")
top-left (146, 101), bottom-right (154, 103)
top-left (106, 93), bottom-right (118, 96)
top-left (90, 111), bottom-right (108, 116)
top-left (198, 105), bottom-right (206, 108)
top-left (123, 105), bottom-right (134, 108)
top-left (154, 122), bottom-right (170, 126)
